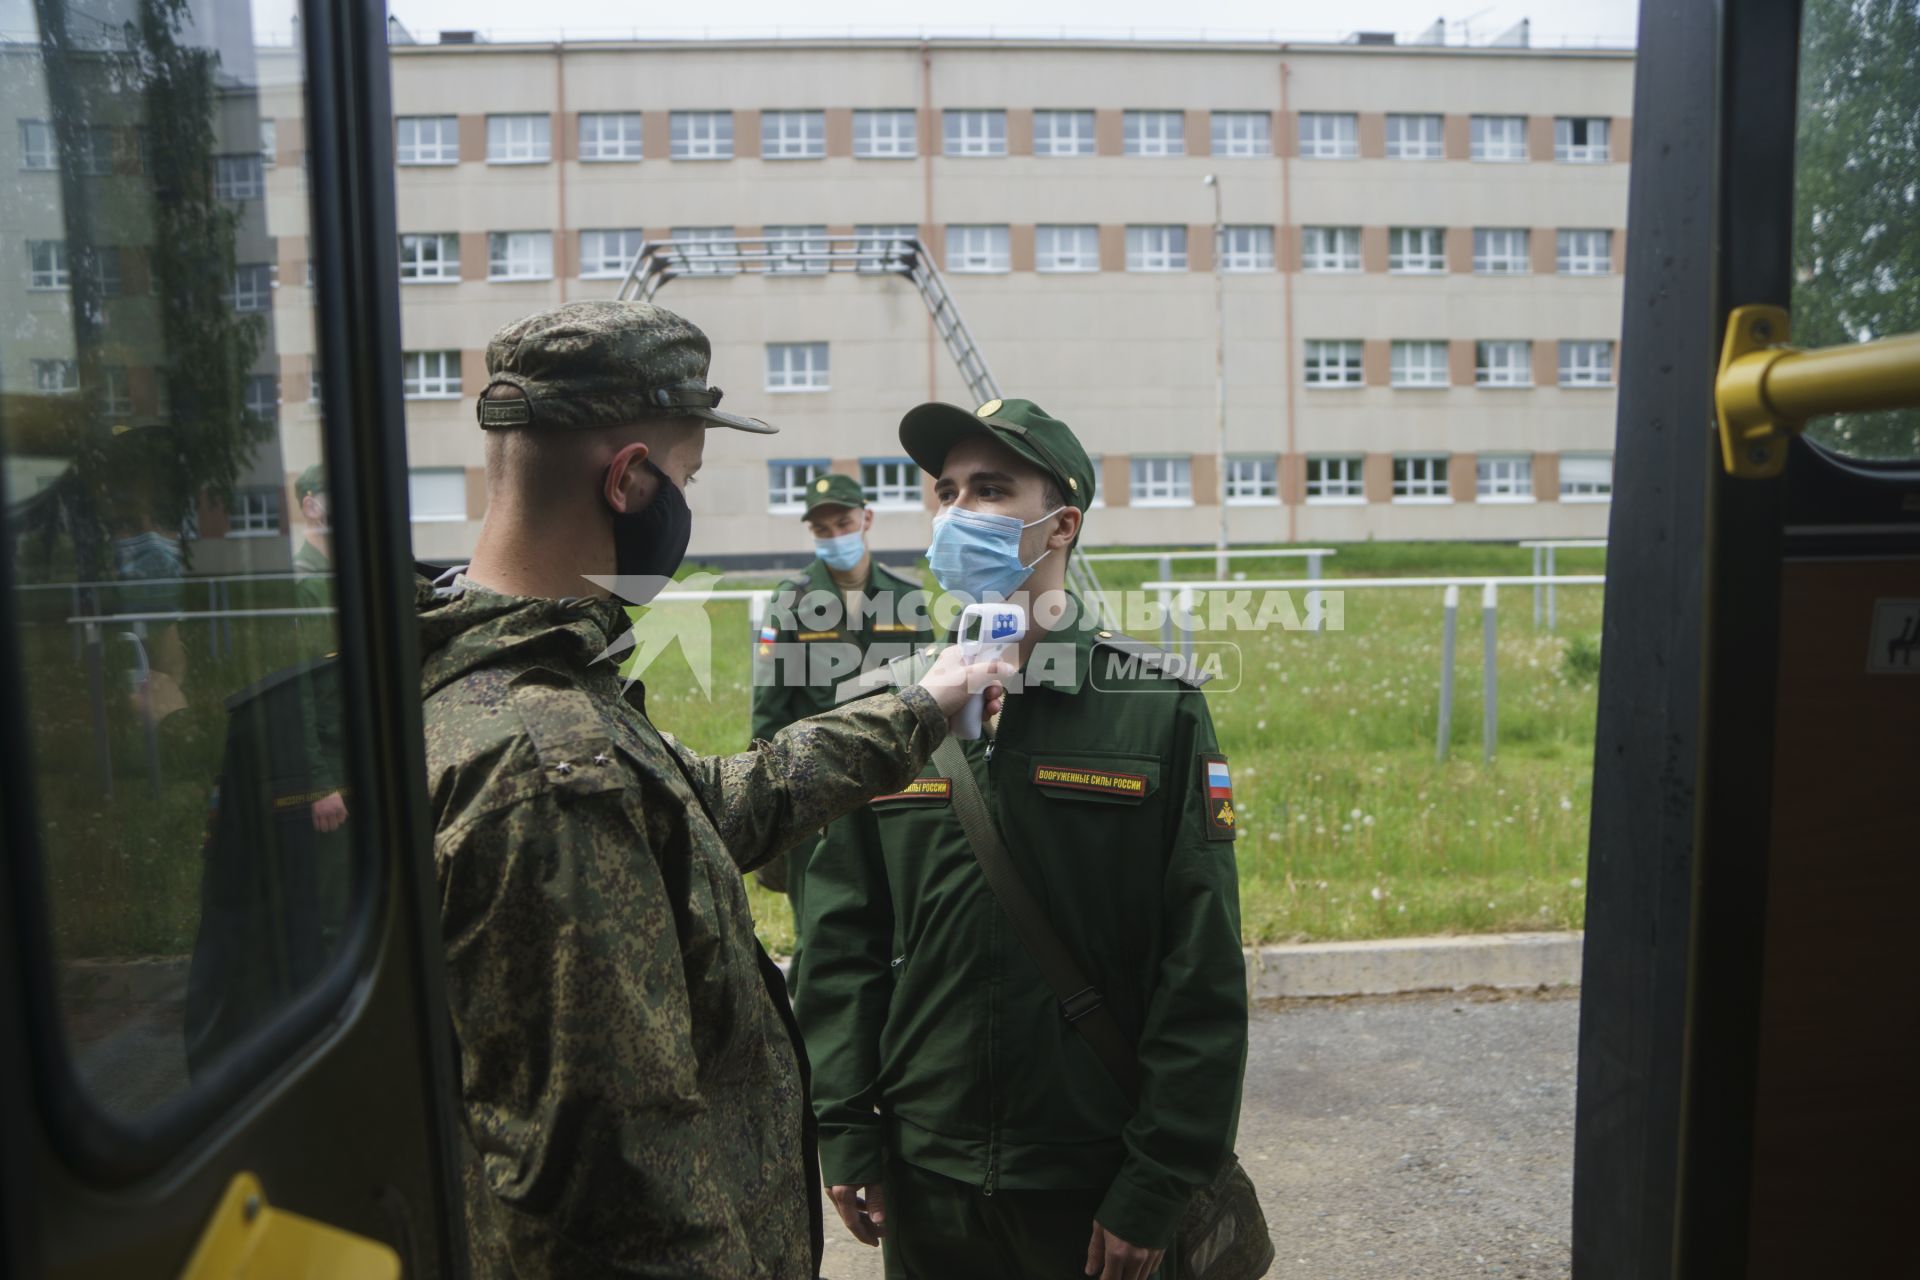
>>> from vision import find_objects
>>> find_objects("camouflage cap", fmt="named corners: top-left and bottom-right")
top-left (802, 472), bottom-right (867, 516)
top-left (898, 397), bottom-right (1096, 511)
top-left (294, 463), bottom-right (326, 499)
top-left (476, 300), bottom-right (776, 434)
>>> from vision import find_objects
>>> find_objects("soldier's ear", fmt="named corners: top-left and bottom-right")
top-left (861, 507), bottom-right (875, 534)
top-left (603, 441), bottom-right (653, 515)
top-left (1049, 505), bottom-right (1081, 549)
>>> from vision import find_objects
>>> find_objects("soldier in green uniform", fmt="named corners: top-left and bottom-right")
top-left (288, 463), bottom-right (346, 833)
top-left (794, 399), bottom-right (1250, 1280)
top-left (291, 463), bottom-right (333, 611)
top-left (415, 301), bottom-right (1008, 1280)
top-left (750, 471), bottom-right (934, 977)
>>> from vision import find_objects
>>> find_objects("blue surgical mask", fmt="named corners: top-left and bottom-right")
top-left (815, 529), bottom-right (866, 571)
top-left (926, 504), bottom-right (1066, 601)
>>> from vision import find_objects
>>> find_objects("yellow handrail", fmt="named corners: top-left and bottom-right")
top-left (1714, 305), bottom-right (1920, 477)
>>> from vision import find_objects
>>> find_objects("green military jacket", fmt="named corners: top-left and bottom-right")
top-left (793, 604), bottom-right (1249, 1251)
top-left (416, 574), bottom-right (951, 1279)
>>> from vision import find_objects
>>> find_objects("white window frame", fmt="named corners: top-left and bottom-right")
top-left (766, 342), bottom-right (830, 392)
top-left (488, 231), bottom-right (553, 281)
top-left (75, 127), bottom-right (115, 176)
top-left (1473, 227), bottom-right (1530, 274)
top-left (853, 109), bottom-right (917, 158)
top-left (1470, 114), bottom-right (1528, 162)
top-left (768, 459), bottom-right (830, 512)
top-left (1218, 225), bottom-right (1274, 273)
top-left (1305, 455), bottom-right (1365, 503)
top-left (228, 487), bottom-right (282, 537)
top-left (946, 224), bottom-right (1010, 273)
top-left (1557, 228), bottom-right (1613, 275)
top-left (854, 224), bottom-right (918, 273)
top-left (88, 246), bottom-right (122, 297)
top-left (1302, 226), bottom-right (1361, 273)
top-left (943, 110), bottom-right (1006, 157)
top-left (1033, 110), bottom-right (1096, 157)
top-left (487, 113), bottom-right (551, 164)
top-left (408, 468), bottom-right (468, 523)
top-left (861, 458), bottom-right (921, 510)
top-left (98, 365), bottom-right (134, 417)
top-left (670, 225), bottom-right (739, 276)
top-left (1304, 340), bottom-right (1364, 388)
top-left (1123, 110), bottom-right (1185, 157)
top-left (1225, 455), bottom-right (1279, 505)
top-left (1559, 341), bottom-right (1615, 388)
top-left (1035, 224), bottom-right (1099, 273)
top-left (1393, 454), bottom-right (1451, 503)
top-left (20, 119), bottom-right (55, 170)
top-left (670, 111), bottom-right (734, 160)
top-left (28, 239), bottom-right (69, 289)
top-left (260, 118), bottom-right (277, 166)
top-left (1389, 226), bottom-right (1446, 274)
top-left (398, 232), bottom-right (460, 282)
top-left (1129, 456), bottom-right (1193, 507)
top-left (1125, 224), bottom-right (1188, 272)
top-left (214, 153), bottom-right (263, 199)
top-left (1299, 112), bottom-right (1358, 159)
top-left (1390, 340), bottom-right (1449, 388)
top-left (1476, 340), bottom-right (1534, 387)
top-left (579, 112), bottom-right (643, 162)
top-left (229, 263), bottom-right (273, 313)
top-left (764, 225), bottom-right (829, 275)
top-left (396, 116), bottom-right (459, 165)
top-left (31, 359), bottom-right (79, 395)
top-left (1476, 455), bottom-right (1535, 502)
top-left (579, 228), bottom-right (643, 279)
top-left (761, 110), bottom-right (826, 160)
top-left (402, 350), bottom-right (463, 399)
top-left (1211, 111), bottom-right (1271, 158)
top-left (1559, 453), bottom-right (1614, 502)
top-left (1385, 113), bottom-right (1443, 159)
top-left (242, 372), bottom-right (277, 421)
top-left (1555, 116), bottom-right (1611, 163)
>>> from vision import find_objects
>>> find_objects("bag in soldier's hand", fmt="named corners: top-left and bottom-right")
top-left (1177, 1154), bottom-right (1274, 1280)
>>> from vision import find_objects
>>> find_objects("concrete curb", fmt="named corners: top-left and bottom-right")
top-left (1244, 931), bottom-right (1583, 1000)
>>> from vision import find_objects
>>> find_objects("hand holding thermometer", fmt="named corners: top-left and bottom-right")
top-left (953, 601), bottom-right (1026, 739)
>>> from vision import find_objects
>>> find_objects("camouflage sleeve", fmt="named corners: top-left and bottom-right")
top-left (665, 686), bottom-right (947, 875)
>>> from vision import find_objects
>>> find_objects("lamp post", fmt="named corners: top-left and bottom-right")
top-left (1203, 174), bottom-right (1228, 578)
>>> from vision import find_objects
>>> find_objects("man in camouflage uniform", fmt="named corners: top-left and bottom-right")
top-left (416, 301), bottom-right (1005, 1278)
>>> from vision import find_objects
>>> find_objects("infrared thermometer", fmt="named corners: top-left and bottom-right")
top-left (953, 601), bottom-right (1026, 740)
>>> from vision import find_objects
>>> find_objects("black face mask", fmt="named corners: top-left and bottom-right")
top-left (608, 458), bottom-right (691, 600)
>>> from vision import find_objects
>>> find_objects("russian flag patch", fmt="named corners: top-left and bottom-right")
top-left (1201, 753), bottom-right (1236, 841)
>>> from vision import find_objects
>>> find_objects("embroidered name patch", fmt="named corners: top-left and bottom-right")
top-left (796, 629), bottom-right (842, 642)
top-left (1201, 753), bottom-right (1236, 840)
top-left (873, 777), bottom-right (952, 804)
top-left (1031, 763), bottom-right (1149, 799)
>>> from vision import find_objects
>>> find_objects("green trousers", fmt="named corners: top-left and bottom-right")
top-left (879, 1157), bottom-right (1173, 1280)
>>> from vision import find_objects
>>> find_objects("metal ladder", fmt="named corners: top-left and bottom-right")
top-left (615, 234), bottom-right (1119, 625)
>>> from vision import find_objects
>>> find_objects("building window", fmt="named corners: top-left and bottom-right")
top-left (487, 114), bottom-right (551, 164)
top-left (229, 487), bottom-right (282, 536)
top-left (1389, 227), bottom-right (1446, 274)
top-left (308, 367), bottom-right (322, 404)
top-left (75, 126), bottom-right (116, 176)
top-left (397, 116), bottom-right (459, 165)
top-left (670, 111), bottom-right (734, 160)
top-left (1130, 456), bottom-right (1192, 506)
top-left (1033, 110), bottom-right (1096, 156)
top-left (1477, 455), bottom-right (1534, 501)
top-left (260, 118), bottom-right (277, 165)
top-left (764, 225), bottom-right (829, 274)
top-left (1218, 225), bottom-right (1274, 272)
top-left (31, 359), bottom-right (79, 394)
top-left (1304, 340), bottom-right (1364, 387)
top-left (1391, 340), bottom-right (1449, 388)
top-left (402, 350), bottom-right (463, 399)
top-left (1476, 340), bottom-right (1533, 387)
top-left (96, 365), bottom-right (133, 417)
top-left (1306, 455), bottom-right (1364, 502)
top-left (1473, 227), bottom-right (1530, 274)
top-left (1211, 111), bottom-right (1271, 157)
top-left (214, 153), bottom-right (263, 199)
top-left (1299, 112), bottom-right (1358, 159)
top-left (1393, 454), bottom-right (1450, 501)
top-left (1470, 114), bottom-right (1528, 161)
top-left (669, 225), bottom-right (739, 275)
top-left (27, 239), bottom-right (69, 289)
top-left (768, 459), bottom-right (829, 511)
top-left (862, 458), bottom-right (920, 509)
top-left (1125, 224), bottom-right (1187, 272)
top-left (1123, 110), bottom-right (1184, 157)
top-left (1555, 116), bottom-right (1610, 162)
top-left (1557, 228), bottom-right (1613, 275)
top-left (20, 119), bottom-right (55, 170)
top-left (88, 247), bottom-right (123, 296)
top-left (943, 110), bottom-right (1006, 157)
top-left (946, 224), bottom-right (1010, 273)
top-left (854, 224), bottom-right (918, 272)
top-left (1385, 113), bottom-right (1443, 159)
top-left (1560, 453), bottom-right (1614, 501)
top-left (766, 341), bottom-right (830, 391)
top-left (1226, 455), bottom-right (1279, 504)
top-left (408, 468), bottom-right (468, 523)
top-left (1302, 226), bottom-right (1361, 272)
top-left (853, 109), bottom-right (917, 158)
top-left (580, 228), bottom-right (643, 279)
top-left (242, 372), bottom-right (277, 421)
top-left (579, 112), bottom-right (643, 161)
top-left (488, 231), bottom-right (553, 280)
top-left (229, 263), bottom-right (273, 312)
top-left (1559, 340), bottom-right (1615, 387)
top-left (1035, 224), bottom-right (1099, 272)
top-left (762, 110), bottom-right (826, 159)
top-left (398, 232), bottom-right (460, 281)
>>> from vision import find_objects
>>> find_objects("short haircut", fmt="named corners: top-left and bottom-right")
top-left (482, 385), bottom-right (694, 512)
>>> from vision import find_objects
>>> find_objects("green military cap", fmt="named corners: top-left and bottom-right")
top-left (898, 397), bottom-right (1096, 511)
top-left (803, 472), bottom-right (867, 515)
top-left (476, 300), bottom-right (775, 435)
top-left (294, 463), bottom-right (326, 499)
